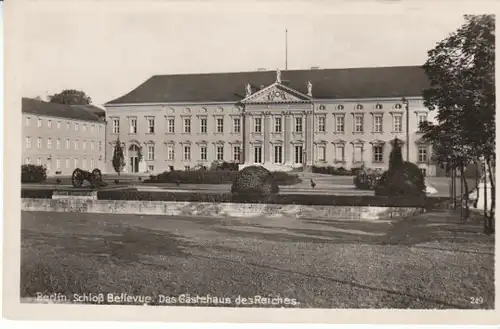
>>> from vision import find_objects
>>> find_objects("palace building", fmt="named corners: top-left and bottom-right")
top-left (104, 65), bottom-right (438, 176)
top-left (21, 98), bottom-right (107, 175)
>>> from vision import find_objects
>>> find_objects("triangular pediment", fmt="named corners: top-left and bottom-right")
top-left (241, 83), bottom-right (312, 104)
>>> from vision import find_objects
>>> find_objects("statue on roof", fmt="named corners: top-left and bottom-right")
top-left (307, 81), bottom-right (312, 96)
top-left (245, 83), bottom-right (252, 97)
top-left (276, 69), bottom-right (282, 83)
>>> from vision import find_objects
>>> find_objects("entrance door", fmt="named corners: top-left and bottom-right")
top-left (128, 144), bottom-right (140, 173)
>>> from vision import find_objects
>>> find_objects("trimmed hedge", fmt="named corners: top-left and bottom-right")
top-left (145, 169), bottom-right (301, 186)
top-left (21, 165), bottom-right (47, 183)
top-left (96, 189), bottom-right (449, 207)
top-left (21, 189), bottom-right (53, 199)
top-left (312, 166), bottom-right (354, 176)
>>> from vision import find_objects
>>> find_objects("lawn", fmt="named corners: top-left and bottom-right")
top-left (21, 210), bottom-right (494, 308)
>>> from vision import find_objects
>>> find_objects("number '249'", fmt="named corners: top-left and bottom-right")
top-left (470, 297), bottom-right (484, 304)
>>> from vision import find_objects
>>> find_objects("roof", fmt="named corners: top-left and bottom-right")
top-left (22, 98), bottom-right (104, 122)
top-left (106, 65), bottom-right (429, 105)
top-left (70, 104), bottom-right (106, 118)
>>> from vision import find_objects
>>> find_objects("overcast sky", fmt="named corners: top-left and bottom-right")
top-left (12, 0), bottom-right (487, 107)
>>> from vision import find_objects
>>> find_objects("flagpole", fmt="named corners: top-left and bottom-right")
top-left (285, 29), bottom-right (288, 70)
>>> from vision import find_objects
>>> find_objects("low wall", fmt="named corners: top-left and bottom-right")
top-left (21, 198), bottom-right (424, 220)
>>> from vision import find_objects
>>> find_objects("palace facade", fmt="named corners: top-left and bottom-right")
top-left (104, 66), bottom-right (438, 176)
top-left (22, 98), bottom-right (107, 175)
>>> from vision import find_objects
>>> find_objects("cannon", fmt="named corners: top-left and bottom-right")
top-left (71, 168), bottom-right (107, 188)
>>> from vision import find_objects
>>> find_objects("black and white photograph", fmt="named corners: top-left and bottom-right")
top-left (3, 0), bottom-right (498, 324)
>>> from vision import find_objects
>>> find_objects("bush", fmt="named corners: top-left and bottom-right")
top-left (354, 166), bottom-right (383, 190)
top-left (21, 165), bottom-right (47, 183)
top-left (374, 139), bottom-right (426, 197)
top-left (270, 171), bottom-right (301, 185)
top-left (375, 162), bottom-right (426, 197)
top-left (231, 165), bottom-right (279, 197)
top-left (312, 166), bottom-right (353, 176)
top-left (21, 188), bottom-right (53, 198)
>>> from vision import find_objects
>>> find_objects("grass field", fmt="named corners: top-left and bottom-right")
top-left (21, 210), bottom-right (494, 308)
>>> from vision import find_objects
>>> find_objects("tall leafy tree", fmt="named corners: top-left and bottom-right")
top-left (49, 89), bottom-right (92, 105)
top-left (422, 14), bottom-right (495, 233)
top-left (112, 137), bottom-right (125, 176)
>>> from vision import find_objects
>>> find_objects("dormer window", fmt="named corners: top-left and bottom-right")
top-left (356, 104), bottom-right (363, 110)
top-left (336, 104), bottom-right (344, 110)
top-left (395, 103), bottom-right (402, 109)
top-left (375, 104), bottom-right (383, 110)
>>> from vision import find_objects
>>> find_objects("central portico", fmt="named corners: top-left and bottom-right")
top-left (239, 69), bottom-right (315, 172)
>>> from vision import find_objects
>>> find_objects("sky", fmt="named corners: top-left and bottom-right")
top-left (12, 0), bottom-right (480, 107)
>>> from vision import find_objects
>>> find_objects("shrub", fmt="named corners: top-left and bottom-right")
top-left (231, 165), bottom-right (279, 198)
top-left (21, 188), bottom-right (53, 199)
top-left (312, 166), bottom-right (354, 176)
top-left (374, 139), bottom-right (426, 197)
top-left (354, 166), bottom-right (383, 190)
top-left (21, 165), bottom-right (47, 183)
top-left (270, 171), bottom-right (301, 185)
top-left (375, 162), bottom-right (426, 197)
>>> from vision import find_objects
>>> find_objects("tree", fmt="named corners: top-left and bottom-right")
top-left (112, 137), bottom-right (125, 176)
top-left (48, 89), bottom-right (92, 105)
top-left (422, 14), bottom-right (495, 233)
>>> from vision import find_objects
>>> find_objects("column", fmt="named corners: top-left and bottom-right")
top-left (243, 112), bottom-right (251, 164)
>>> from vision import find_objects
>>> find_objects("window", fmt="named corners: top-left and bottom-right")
top-left (417, 114), bottom-right (428, 132)
top-left (90, 141), bottom-right (94, 150)
top-left (254, 145), bottom-right (262, 163)
top-left (200, 118), bottom-right (207, 133)
top-left (25, 137), bottom-right (31, 149)
top-left (37, 118), bottom-right (42, 127)
top-left (233, 146), bottom-right (241, 162)
top-left (393, 115), bottom-right (402, 133)
top-left (83, 124), bottom-right (87, 132)
top-left (395, 104), bottom-right (402, 109)
top-left (420, 168), bottom-right (427, 177)
top-left (98, 141), bottom-right (102, 152)
top-left (356, 104), bottom-right (363, 110)
top-left (374, 115), bottom-right (383, 133)
top-left (47, 120), bottom-right (52, 128)
top-left (129, 118), bottom-right (137, 134)
top-left (274, 145), bottom-right (283, 164)
top-left (216, 146), bottom-right (224, 161)
top-left (112, 119), bottom-right (119, 134)
top-left (418, 146), bottom-right (428, 162)
top-left (66, 122), bottom-right (70, 130)
top-left (37, 158), bottom-right (42, 166)
top-left (274, 117), bottom-right (282, 133)
top-left (184, 146), bottom-right (191, 161)
top-left (25, 117), bottom-right (31, 126)
top-left (183, 118), bottom-right (191, 133)
top-left (168, 118), bottom-right (175, 133)
top-left (91, 125), bottom-right (95, 133)
top-left (317, 117), bottom-right (326, 132)
top-left (295, 117), bottom-right (303, 133)
top-left (254, 118), bottom-right (262, 133)
top-left (90, 158), bottom-right (95, 168)
top-left (216, 118), bottom-right (224, 133)
top-left (233, 118), bottom-right (240, 133)
top-left (337, 104), bottom-right (344, 110)
top-left (148, 165), bottom-right (154, 173)
top-left (56, 139), bottom-right (61, 149)
top-left (294, 145), bottom-right (303, 164)
top-left (66, 139), bottom-right (70, 149)
top-left (184, 166), bottom-right (191, 171)
top-left (167, 145), bottom-right (175, 160)
top-left (57, 121), bottom-right (61, 129)
top-left (82, 158), bottom-right (87, 169)
top-left (75, 123), bottom-right (79, 132)
top-left (37, 137), bottom-right (42, 149)
top-left (74, 158), bottom-right (78, 168)
top-left (200, 146), bottom-right (207, 160)
top-left (25, 158), bottom-right (31, 165)
top-left (373, 146), bottom-right (384, 163)
top-left (353, 145), bottom-right (363, 163)
top-left (147, 145), bottom-right (155, 160)
top-left (47, 161), bottom-right (51, 171)
top-left (147, 118), bottom-right (155, 133)
top-left (74, 140), bottom-right (79, 150)
top-left (335, 116), bottom-right (345, 133)
top-left (354, 115), bottom-right (364, 133)
top-left (65, 158), bottom-right (70, 169)
top-left (375, 104), bottom-right (383, 110)
top-left (335, 145), bottom-right (345, 162)
top-left (318, 145), bottom-right (326, 161)
top-left (82, 140), bottom-right (87, 150)
top-left (47, 138), bottom-right (52, 149)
